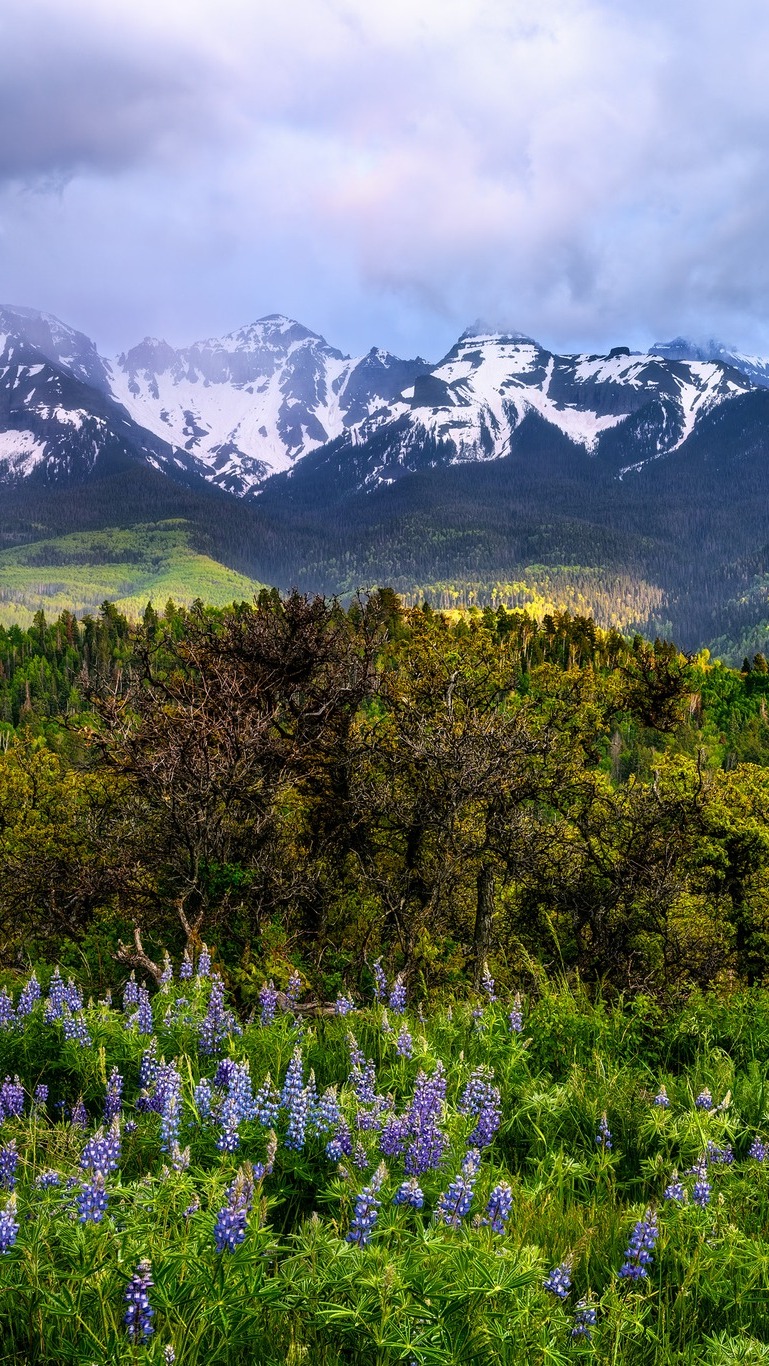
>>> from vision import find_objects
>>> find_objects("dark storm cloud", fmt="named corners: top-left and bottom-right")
top-left (0, 3), bottom-right (226, 182)
top-left (2, 0), bottom-right (769, 360)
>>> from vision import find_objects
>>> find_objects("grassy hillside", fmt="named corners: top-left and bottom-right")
top-left (0, 519), bottom-right (266, 625)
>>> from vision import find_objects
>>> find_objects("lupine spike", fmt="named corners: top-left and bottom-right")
top-left (619, 1209), bottom-right (658, 1281)
top-left (347, 1162), bottom-right (386, 1245)
top-left (124, 1259), bottom-right (154, 1342)
top-left (0, 1196), bottom-right (18, 1253)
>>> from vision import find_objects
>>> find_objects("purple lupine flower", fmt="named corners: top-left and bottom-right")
top-left (393, 1177), bottom-right (424, 1209)
top-left (285, 972), bottom-right (302, 1009)
top-left (389, 976), bottom-right (406, 1015)
top-left (33, 1084), bottom-right (48, 1110)
top-left (81, 1121), bottom-right (121, 1175)
top-left (664, 1172), bottom-right (685, 1202)
top-left (352, 1141), bottom-right (369, 1171)
top-left (124, 1260), bottom-right (154, 1343)
top-left (0, 989), bottom-right (14, 1031)
top-left (197, 945), bottom-right (212, 979)
top-left (405, 1063), bottom-right (448, 1176)
top-left (286, 1079), bottom-right (314, 1152)
top-left (281, 1048), bottom-right (304, 1109)
top-left (380, 1114), bottom-right (409, 1158)
top-left (571, 1301), bottom-right (597, 1341)
top-left (16, 973), bottom-right (41, 1017)
top-left (160, 954), bottom-right (173, 987)
top-left (0, 1196), bottom-right (18, 1252)
top-left (213, 1059), bottom-right (238, 1089)
top-left (213, 1164), bottom-right (254, 1253)
top-left (326, 1118), bottom-right (353, 1162)
top-left (253, 1131), bottom-right (278, 1182)
top-left (653, 1085), bottom-right (670, 1108)
top-left (64, 978), bottom-right (83, 1012)
top-left (435, 1148), bottom-right (481, 1227)
top-left (596, 1114), bottom-right (613, 1151)
top-left (198, 978), bottom-right (240, 1056)
top-left (152, 1063), bottom-right (182, 1152)
top-left (312, 1087), bottom-right (341, 1135)
top-left (693, 1174), bottom-right (711, 1207)
top-left (259, 981), bottom-right (278, 1026)
top-left (544, 1261), bottom-right (572, 1300)
top-left (351, 1059), bottom-right (378, 1106)
top-left (749, 1137), bottom-right (768, 1161)
top-left (161, 1092), bottom-right (182, 1155)
top-left (183, 1196), bottom-right (200, 1219)
top-left (695, 1088), bottom-right (714, 1111)
top-left (335, 995), bottom-right (355, 1016)
top-left (480, 964), bottom-right (497, 1002)
top-left (139, 1042), bottom-right (158, 1090)
top-left (213, 1200), bottom-right (247, 1252)
top-left (70, 1099), bottom-right (88, 1129)
top-left (619, 1209), bottom-right (658, 1281)
top-left (347, 1031), bottom-right (365, 1070)
top-left (104, 1069), bottom-right (123, 1123)
top-left (459, 1068), bottom-right (501, 1149)
top-left (216, 1098), bottom-right (241, 1153)
top-left (372, 959), bottom-right (387, 1002)
top-left (484, 1181), bottom-right (513, 1234)
top-left (508, 993), bottom-right (523, 1033)
top-left (0, 1077), bottom-right (24, 1120)
top-left (77, 1170), bottom-right (108, 1223)
top-left (122, 973), bottom-right (139, 1010)
top-left (0, 1144), bottom-right (18, 1191)
top-left (45, 968), bottom-right (66, 1020)
top-left (35, 1169), bottom-right (61, 1188)
top-left (228, 1062), bottom-right (256, 1123)
top-left (396, 1026), bottom-right (414, 1059)
top-left (347, 1162), bottom-right (386, 1246)
top-left (706, 1142), bottom-right (734, 1166)
top-left (62, 1009), bottom-right (92, 1048)
top-left (179, 948), bottom-right (193, 980)
top-left (254, 1078), bottom-right (280, 1128)
top-left (164, 1347), bottom-right (176, 1364)
top-left (126, 986), bottom-right (153, 1035)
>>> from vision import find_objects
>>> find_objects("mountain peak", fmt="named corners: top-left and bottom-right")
top-left (459, 322), bottom-right (538, 345)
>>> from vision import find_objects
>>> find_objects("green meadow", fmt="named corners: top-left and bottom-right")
top-left (0, 521), bottom-right (264, 626)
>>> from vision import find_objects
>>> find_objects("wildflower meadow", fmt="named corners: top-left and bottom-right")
top-left (1, 957), bottom-right (769, 1363)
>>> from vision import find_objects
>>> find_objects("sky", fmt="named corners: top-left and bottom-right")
top-left (2, 0), bottom-right (769, 363)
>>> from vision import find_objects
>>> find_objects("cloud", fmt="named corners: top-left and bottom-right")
top-left (2, 0), bottom-right (769, 357)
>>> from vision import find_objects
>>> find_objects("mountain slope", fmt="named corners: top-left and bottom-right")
top-left (107, 314), bottom-right (431, 494)
top-left (651, 336), bottom-right (769, 389)
top-left (0, 329), bottom-right (207, 488)
top-left (287, 330), bottom-right (754, 494)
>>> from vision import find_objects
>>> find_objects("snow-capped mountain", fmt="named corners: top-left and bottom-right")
top-left (0, 305), bottom-right (113, 395)
top-left (107, 315), bottom-right (431, 495)
top-left (313, 329), bottom-right (754, 490)
top-left (1, 304), bottom-right (768, 501)
top-left (0, 322), bottom-right (201, 487)
top-left (651, 337), bottom-right (769, 390)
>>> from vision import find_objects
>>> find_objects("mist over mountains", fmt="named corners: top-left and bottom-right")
top-left (3, 303), bottom-right (769, 659)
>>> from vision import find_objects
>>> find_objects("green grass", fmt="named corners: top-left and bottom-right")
top-left (0, 521), bottom-right (266, 624)
top-left (4, 974), bottom-right (769, 1362)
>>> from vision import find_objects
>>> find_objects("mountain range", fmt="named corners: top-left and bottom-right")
top-left (4, 303), bottom-right (769, 659)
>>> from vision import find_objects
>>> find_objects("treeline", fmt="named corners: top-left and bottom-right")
top-left (4, 592), bottom-right (769, 1000)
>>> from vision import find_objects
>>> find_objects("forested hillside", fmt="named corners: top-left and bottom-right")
top-left (4, 591), bottom-right (769, 1000)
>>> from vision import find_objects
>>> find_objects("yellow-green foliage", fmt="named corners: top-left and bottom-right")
top-left (0, 520), bottom-right (266, 624)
